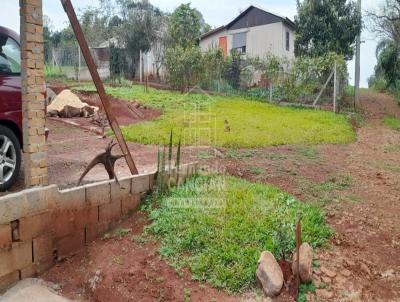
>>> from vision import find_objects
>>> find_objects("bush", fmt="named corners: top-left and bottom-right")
top-left (164, 46), bottom-right (203, 92)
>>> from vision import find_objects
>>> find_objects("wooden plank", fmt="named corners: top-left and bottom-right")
top-left (60, 0), bottom-right (138, 175)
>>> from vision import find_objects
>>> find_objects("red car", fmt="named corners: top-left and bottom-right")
top-left (0, 26), bottom-right (23, 191)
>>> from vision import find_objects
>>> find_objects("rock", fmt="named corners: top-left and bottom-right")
top-left (46, 87), bottom-right (57, 106)
top-left (47, 110), bottom-right (59, 117)
top-left (256, 251), bottom-right (284, 297)
top-left (292, 243), bottom-right (313, 283)
top-left (316, 289), bottom-right (333, 299)
top-left (344, 259), bottom-right (356, 267)
top-left (360, 263), bottom-right (372, 276)
top-left (59, 105), bottom-right (82, 118)
top-left (320, 266), bottom-right (337, 278)
top-left (0, 278), bottom-right (71, 302)
top-left (47, 89), bottom-right (98, 117)
top-left (321, 276), bottom-right (331, 284)
top-left (88, 270), bottom-right (102, 291)
top-left (340, 269), bottom-right (352, 277)
top-left (335, 275), bottom-right (347, 284)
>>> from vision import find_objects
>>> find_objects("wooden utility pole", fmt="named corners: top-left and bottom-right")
top-left (354, 0), bottom-right (362, 110)
top-left (61, 0), bottom-right (139, 175)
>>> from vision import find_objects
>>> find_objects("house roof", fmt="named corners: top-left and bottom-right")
top-left (200, 5), bottom-right (295, 40)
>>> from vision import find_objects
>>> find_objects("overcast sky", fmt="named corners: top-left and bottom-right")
top-left (2, 0), bottom-right (382, 87)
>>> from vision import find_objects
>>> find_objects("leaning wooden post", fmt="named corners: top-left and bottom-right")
top-left (61, 0), bottom-right (138, 175)
top-left (333, 61), bottom-right (337, 113)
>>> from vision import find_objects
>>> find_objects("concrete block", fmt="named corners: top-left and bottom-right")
top-left (0, 271), bottom-right (19, 294)
top-left (20, 260), bottom-right (54, 279)
top-left (131, 174), bottom-right (150, 194)
top-left (0, 224), bottom-right (12, 251)
top-left (110, 177), bottom-right (132, 202)
top-left (99, 200), bottom-right (121, 223)
top-left (56, 186), bottom-right (86, 211)
top-left (55, 230), bottom-right (85, 260)
top-left (0, 242), bottom-right (32, 278)
top-left (19, 211), bottom-right (52, 241)
top-left (32, 236), bottom-right (54, 263)
top-left (0, 185), bottom-right (58, 224)
top-left (85, 222), bottom-right (110, 243)
top-left (85, 181), bottom-right (111, 206)
top-left (122, 193), bottom-right (141, 216)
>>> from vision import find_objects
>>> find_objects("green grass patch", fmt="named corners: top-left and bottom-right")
top-left (44, 65), bottom-right (67, 80)
top-left (384, 116), bottom-right (400, 131)
top-left (147, 175), bottom-right (331, 293)
top-left (74, 84), bottom-right (355, 148)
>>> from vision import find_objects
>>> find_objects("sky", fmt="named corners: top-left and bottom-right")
top-left (2, 0), bottom-right (382, 87)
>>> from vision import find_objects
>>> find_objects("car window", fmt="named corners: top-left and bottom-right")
top-left (0, 34), bottom-right (21, 76)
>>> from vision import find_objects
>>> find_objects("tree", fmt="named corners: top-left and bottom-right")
top-left (368, 0), bottom-right (400, 89)
top-left (167, 3), bottom-right (202, 49)
top-left (164, 46), bottom-right (203, 92)
top-left (295, 0), bottom-right (362, 59)
top-left (117, 0), bottom-right (164, 77)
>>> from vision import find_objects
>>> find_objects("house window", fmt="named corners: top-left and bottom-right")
top-left (232, 32), bottom-right (247, 54)
top-left (286, 31), bottom-right (290, 51)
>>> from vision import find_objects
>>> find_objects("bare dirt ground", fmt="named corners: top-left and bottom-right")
top-left (13, 88), bottom-right (400, 301)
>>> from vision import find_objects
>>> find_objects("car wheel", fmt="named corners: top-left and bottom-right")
top-left (0, 125), bottom-right (21, 192)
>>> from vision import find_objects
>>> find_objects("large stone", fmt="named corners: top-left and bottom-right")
top-left (47, 90), bottom-right (98, 117)
top-left (0, 278), bottom-right (71, 302)
top-left (256, 251), bottom-right (283, 297)
top-left (292, 242), bottom-right (313, 283)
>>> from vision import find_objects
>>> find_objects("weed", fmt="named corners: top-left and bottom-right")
top-left (111, 256), bottom-right (123, 266)
top-left (114, 228), bottom-right (131, 237)
top-left (247, 167), bottom-right (265, 175)
top-left (196, 151), bottom-right (215, 160)
top-left (225, 150), bottom-right (259, 159)
top-left (131, 234), bottom-right (149, 246)
top-left (183, 288), bottom-right (191, 302)
top-left (384, 144), bottom-right (400, 153)
top-left (384, 116), bottom-right (400, 131)
top-left (298, 282), bottom-right (316, 302)
top-left (298, 173), bottom-right (353, 205)
top-left (296, 146), bottom-right (319, 160)
top-left (148, 175), bottom-right (331, 292)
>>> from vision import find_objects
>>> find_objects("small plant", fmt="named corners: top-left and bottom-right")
top-left (248, 167), bottom-right (265, 175)
top-left (298, 282), bottom-right (316, 302)
top-left (114, 228), bottom-right (131, 237)
top-left (155, 130), bottom-right (183, 196)
top-left (384, 116), bottom-right (400, 131)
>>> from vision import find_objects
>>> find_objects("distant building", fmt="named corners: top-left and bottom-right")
top-left (200, 5), bottom-right (295, 60)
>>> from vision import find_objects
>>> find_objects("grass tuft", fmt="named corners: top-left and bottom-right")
top-left (384, 116), bottom-right (400, 131)
top-left (147, 175), bottom-right (331, 293)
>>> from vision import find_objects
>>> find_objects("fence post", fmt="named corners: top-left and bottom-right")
top-left (269, 83), bottom-right (273, 101)
top-left (333, 61), bottom-right (337, 113)
top-left (78, 44), bottom-right (81, 82)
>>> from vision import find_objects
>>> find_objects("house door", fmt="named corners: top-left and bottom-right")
top-left (218, 36), bottom-right (227, 57)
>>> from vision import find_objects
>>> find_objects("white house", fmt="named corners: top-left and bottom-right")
top-left (200, 5), bottom-right (295, 60)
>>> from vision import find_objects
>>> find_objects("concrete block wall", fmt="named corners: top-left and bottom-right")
top-left (20, 0), bottom-right (48, 187)
top-left (0, 163), bottom-right (196, 292)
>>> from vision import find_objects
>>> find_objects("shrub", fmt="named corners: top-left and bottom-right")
top-left (164, 46), bottom-right (203, 92)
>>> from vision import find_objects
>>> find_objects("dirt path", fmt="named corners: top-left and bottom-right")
top-left (40, 90), bottom-right (400, 301)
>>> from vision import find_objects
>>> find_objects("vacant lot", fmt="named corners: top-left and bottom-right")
top-left (37, 85), bottom-right (400, 301)
top-left (73, 84), bottom-right (355, 148)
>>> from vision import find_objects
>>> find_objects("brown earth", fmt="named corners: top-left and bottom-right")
top-left (9, 87), bottom-right (400, 301)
